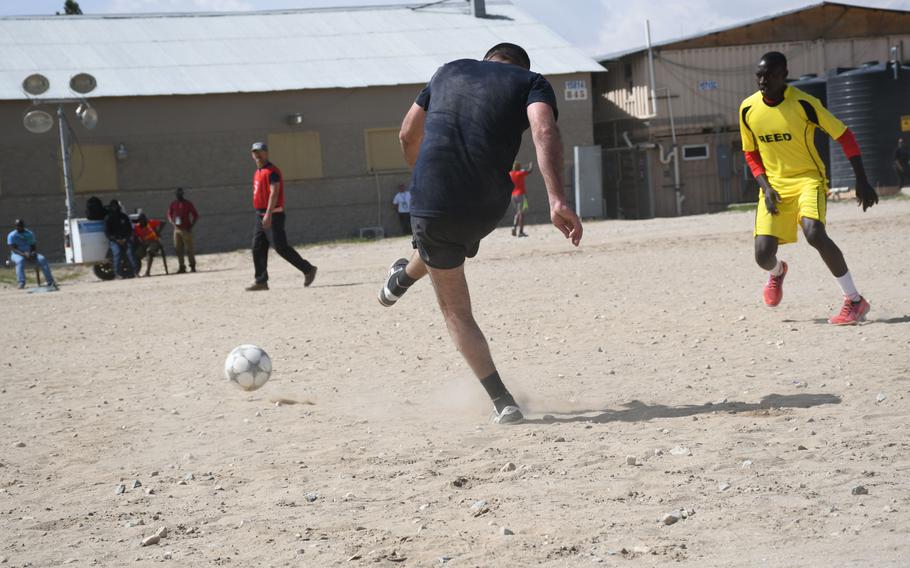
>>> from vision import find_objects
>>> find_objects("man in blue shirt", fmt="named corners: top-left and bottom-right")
top-left (376, 43), bottom-right (582, 425)
top-left (7, 219), bottom-right (56, 290)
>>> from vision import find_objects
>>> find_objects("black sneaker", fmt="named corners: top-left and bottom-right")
top-left (304, 266), bottom-right (318, 287)
top-left (245, 282), bottom-right (269, 291)
top-left (177, 266), bottom-right (187, 274)
top-left (378, 258), bottom-right (409, 307)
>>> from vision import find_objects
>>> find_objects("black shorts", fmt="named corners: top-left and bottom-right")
top-left (411, 216), bottom-right (498, 269)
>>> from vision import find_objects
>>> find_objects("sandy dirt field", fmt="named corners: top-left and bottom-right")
top-left (2, 198), bottom-right (909, 567)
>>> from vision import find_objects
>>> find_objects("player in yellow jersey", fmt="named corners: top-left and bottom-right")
top-left (739, 52), bottom-right (878, 325)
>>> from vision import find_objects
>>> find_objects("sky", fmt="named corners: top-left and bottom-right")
top-left (3, 0), bottom-right (910, 56)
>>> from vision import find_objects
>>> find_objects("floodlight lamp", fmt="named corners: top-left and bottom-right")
top-left (69, 73), bottom-right (97, 95)
top-left (76, 102), bottom-right (98, 129)
top-left (22, 74), bottom-right (50, 96)
top-left (23, 108), bottom-right (54, 134)
top-left (286, 113), bottom-right (304, 126)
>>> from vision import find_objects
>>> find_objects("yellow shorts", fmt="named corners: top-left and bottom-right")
top-left (754, 184), bottom-right (827, 245)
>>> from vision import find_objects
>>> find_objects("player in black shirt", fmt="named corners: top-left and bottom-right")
top-left (377, 43), bottom-right (582, 424)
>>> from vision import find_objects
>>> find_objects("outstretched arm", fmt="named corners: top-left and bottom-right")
top-left (836, 129), bottom-right (877, 211)
top-left (399, 103), bottom-right (426, 168)
top-left (527, 102), bottom-right (582, 246)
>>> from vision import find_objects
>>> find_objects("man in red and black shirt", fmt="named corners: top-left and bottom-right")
top-left (246, 142), bottom-right (317, 291)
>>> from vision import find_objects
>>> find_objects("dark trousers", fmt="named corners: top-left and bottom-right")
top-left (897, 164), bottom-right (909, 188)
top-left (398, 212), bottom-right (412, 235)
top-left (252, 212), bottom-right (313, 283)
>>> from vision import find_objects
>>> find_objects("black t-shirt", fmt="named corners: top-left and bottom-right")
top-left (409, 59), bottom-right (558, 223)
top-left (104, 211), bottom-right (133, 240)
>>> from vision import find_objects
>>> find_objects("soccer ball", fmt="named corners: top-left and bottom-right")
top-left (224, 345), bottom-right (272, 391)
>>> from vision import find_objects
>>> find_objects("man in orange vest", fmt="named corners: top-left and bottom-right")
top-left (246, 142), bottom-right (318, 291)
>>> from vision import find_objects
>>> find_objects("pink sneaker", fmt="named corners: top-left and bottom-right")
top-left (763, 261), bottom-right (788, 307)
top-left (828, 296), bottom-right (870, 325)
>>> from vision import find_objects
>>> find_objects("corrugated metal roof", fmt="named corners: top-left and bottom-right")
top-left (0, 2), bottom-right (604, 100)
top-left (595, 1), bottom-right (910, 61)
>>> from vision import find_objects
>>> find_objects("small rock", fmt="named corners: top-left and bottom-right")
top-left (163, 551), bottom-right (173, 560)
top-left (719, 482), bottom-right (731, 492)
top-left (12, 442), bottom-right (25, 448)
top-left (500, 462), bottom-right (516, 473)
top-left (176, 480), bottom-right (187, 486)
top-left (542, 414), bottom-right (555, 423)
top-left (150, 471), bottom-right (159, 477)
top-left (875, 392), bottom-right (887, 403)
top-left (625, 455), bottom-right (639, 466)
top-left (437, 556), bottom-right (451, 564)
top-left (797, 445), bottom-right (808, 451)
top-left (126, 519), bottom-right (144, 528)
top-left (155, 526), bottom-right (168, 539)
top-left (741, 460), bottom-right (753, 469)
top-left (669, 446), bottom-right (690, 456)
top-left (115, 483), bottom-right (126, 495)
top-left (145, 488), bottom-right (156, 495)
top-left (140, 535), bottom-right (160, 547)
top-left (305, 492), bottom-right (319, 502)
top-left (883, 504), bottom-right (896, 513)
top-left (554, 436), bottom-right (566, 443)
top-left (851, 485), bottom-right (868, 496)
top-left (653, 448), bottom-right (664, 456)
top-left (500, 526), bottom-right (514, 536)
top-left (131, 479), bottom-right (142, 489)
top-left (469, 500), bottom-right (489, 516)
top-left (661, 512), bottom-right (680, 525)
top-left (183, 473), bottom-right (194, 482)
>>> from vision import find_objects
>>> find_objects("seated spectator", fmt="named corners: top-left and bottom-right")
top-left (7, 219), bottom-right (56, 290)
top-left (104, 200), bottom-right (138, 278)
top-left (132, 213), bottom-right (166, 277)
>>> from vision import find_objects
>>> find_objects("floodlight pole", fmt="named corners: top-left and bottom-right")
top-left (57, 104), bottom-right (76, 240)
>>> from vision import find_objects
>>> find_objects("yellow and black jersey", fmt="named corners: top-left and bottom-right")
top-left (739, 86), bottom-right (847, 196)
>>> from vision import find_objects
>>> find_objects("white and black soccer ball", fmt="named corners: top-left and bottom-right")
top-left (224, 345), bottom-right (272, 391)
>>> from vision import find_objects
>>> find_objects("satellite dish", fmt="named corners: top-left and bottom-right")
top-left (23, 109), bottom-right (54, 134)
top-left (69, 73), bottom-right (97, 95)
top-left (22, 74), bottom-right (50, 96)
top-left (76, 103), bottom-right (98, 129)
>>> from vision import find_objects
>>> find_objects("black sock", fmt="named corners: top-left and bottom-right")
top-left (480, 371), bottom-right (516, 412)
top-left (388, 269), bottom-right (416, 297)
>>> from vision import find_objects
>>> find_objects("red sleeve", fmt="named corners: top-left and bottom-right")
top-left (744, 150), bottom-right (765, 178)
top-left (837, 129), bottom-right (861, 159)
top-left (190, 202), bottom-right (199, 219)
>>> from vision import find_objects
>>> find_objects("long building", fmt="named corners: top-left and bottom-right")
top-left (0, 1), bottom-right (603, 260)
top-left (594, 2), bottom-right (910, 219)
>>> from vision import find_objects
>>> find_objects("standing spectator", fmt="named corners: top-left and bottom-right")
top-left (104, 200), bottom-right (138, 278)
top-left (167, 187), bottom-right (199, 273)
top-left (246, 142), bottom-right (318, 291)
top-left (132, 213), bottom-right (165, 277)
top-left (391, 184), bottom-right (412, 235)
top-left (895, 137), bottom-right (909, 189)
top-left (7, 219), bottom-right (56, 290)
top-left (509, 161), bottom-right (533, 237)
